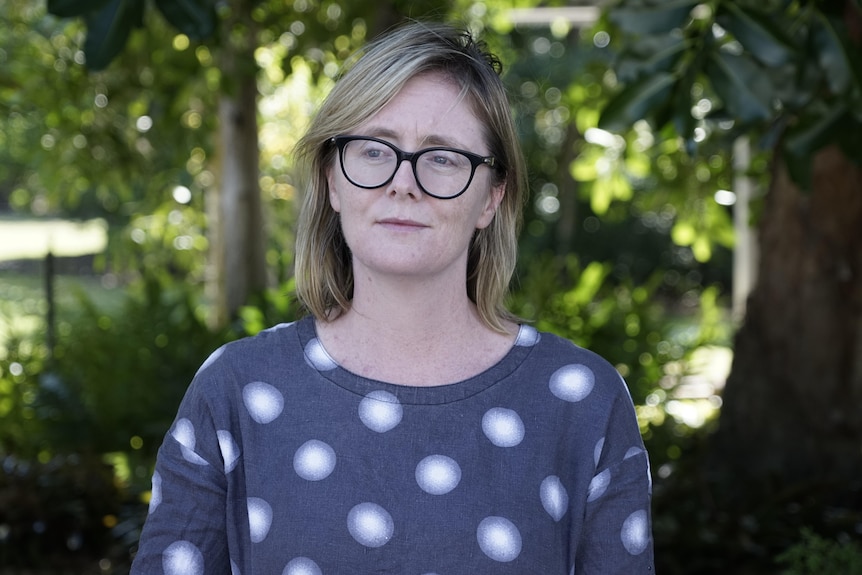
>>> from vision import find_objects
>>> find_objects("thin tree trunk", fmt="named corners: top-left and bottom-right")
top-left (207, 2), bottom-right (267, 328)
top-left (714, 144), bottom-right (862, 486)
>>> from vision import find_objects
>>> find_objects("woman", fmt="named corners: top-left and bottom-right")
top-left (131, 21), bottom-right (654, 574)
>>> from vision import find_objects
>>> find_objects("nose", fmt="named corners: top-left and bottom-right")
top-left (388, 158), bottom-right (421, 198)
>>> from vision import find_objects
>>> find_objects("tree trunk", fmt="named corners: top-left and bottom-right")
top-left (206, 2), bottom-right (267, 328)
top-left (714, 145), bottom-right (862, 487)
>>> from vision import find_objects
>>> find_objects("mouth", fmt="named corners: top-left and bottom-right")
top-left (377, 218), bottom-right (428, 230)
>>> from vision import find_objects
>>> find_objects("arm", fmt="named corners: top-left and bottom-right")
top-left (576, 389), bottom-right (655, 573)
top-left (131, 375), bottom-right (233, 575)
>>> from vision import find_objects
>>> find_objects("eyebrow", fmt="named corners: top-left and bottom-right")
top-left (360, 127), bottom-right (470, 151)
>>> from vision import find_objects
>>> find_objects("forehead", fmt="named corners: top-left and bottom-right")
top-left (355, 73), bottom-right (486, 150)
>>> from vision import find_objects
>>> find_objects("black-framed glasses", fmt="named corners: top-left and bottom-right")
top-left (331, 135), bottom-right (497, 199)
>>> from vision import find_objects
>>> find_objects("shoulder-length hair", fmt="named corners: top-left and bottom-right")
top-left (293, 21), bottom-right (528, 333)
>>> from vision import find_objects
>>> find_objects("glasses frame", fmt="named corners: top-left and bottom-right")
top-left (331, 135), bottom-right (497, 200)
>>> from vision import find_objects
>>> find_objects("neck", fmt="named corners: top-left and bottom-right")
top-left (316, 267), bottom-right (517, 386)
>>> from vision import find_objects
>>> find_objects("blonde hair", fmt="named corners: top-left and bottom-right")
top-left (293, 21), bottom-right (527, 332)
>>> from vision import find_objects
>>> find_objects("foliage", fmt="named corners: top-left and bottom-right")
top-left (649, 438), bottom-right (862, 575)
top-left (509, 253), bottom-right (731, 473)
top-left (599, 0), bottom-right (862, 189)
top-left (41, 276), bottom-right (232, 465)
top-left (46, 0), bottom-right (218, 71)
top-left (777, 528), bottom-right (862, 575)
top-left (0, 451), bottom-right (125, 571)
top-left (0, 271), bottom-right (235, 570)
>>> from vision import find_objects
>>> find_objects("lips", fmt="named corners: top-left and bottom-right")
top-left (376, 217), bottom-right (428, 229)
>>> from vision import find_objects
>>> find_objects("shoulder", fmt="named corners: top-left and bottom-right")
top-left (201, 320), bottom-right (300, 370)
top-left (525, 326), bottom-right (622, 379)
top-left (185, 319), bottom-right (305, 397)
top-left (519, 325), bottom-right (631, 404)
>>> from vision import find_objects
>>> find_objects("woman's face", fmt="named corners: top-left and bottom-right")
top-left (327, 72), bottom-right (505, 287)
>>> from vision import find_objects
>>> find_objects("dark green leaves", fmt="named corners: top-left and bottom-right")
top-left (716, 2), bottom-right (795, 67)
top-left (153, 0), bottom-right (216, 40)
top-left (812, 12), bottom-right (862, 96)
top-left (81, 0), bottom-right (145, 70)
top-left (47, 0), bottom-right (113, 18)
top-left (599, 72), bottom-right (676, 132)
top-left (706, 51), bottom-right (772, 123)
top-left (608, 0), bottom-right (700, 35)
top-left (599, 0), bottom-right (862, 183)
top-left (46, 0), bottom-right (217, 71)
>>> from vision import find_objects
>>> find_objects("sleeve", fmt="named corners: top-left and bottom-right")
top-left (130, 356), bottom-right (234, 575)
top-left (576, 381), bottom-right (655, 574)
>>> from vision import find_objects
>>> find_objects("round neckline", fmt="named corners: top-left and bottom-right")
top-left (295, 315), bottom-right (539, 406)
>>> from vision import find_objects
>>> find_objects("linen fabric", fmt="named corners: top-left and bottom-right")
top-left (130, 316), bottom-right (654, 574)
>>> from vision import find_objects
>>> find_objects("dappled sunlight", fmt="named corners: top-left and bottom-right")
top-left (635, 344), bottom-right (732, 435)
top-left (0, 217), bottom-right (107, 261)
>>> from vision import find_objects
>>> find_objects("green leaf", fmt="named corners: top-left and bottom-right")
top-left (811, 12), bottom-right (861, 96)
top-left (609, 0), bottom-right (701, 35)
top-left (154, 0), bottom-right (217, 40)
top-left (615, 34), bottom-right (690, 83)
top-left (717, 2), bottom-right (796, 67)
top-left (783, 103), bottom-right (848, 159)
top-left (83, 0), bottom-right (146, 71)
top-left (706, 51), bottom-right (772, 124)
top-left (599, 72), bottom-right (676, 132)
top-left (47, 0), bottom-right (113, 18)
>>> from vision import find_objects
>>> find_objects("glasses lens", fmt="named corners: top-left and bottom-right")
top-left (341, 138), bottom-right (398, 188)
top-left (415, 149), bottom-right (473, 198)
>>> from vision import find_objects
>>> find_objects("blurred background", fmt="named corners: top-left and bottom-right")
top-left (1, 0), bottom-right (860, 573)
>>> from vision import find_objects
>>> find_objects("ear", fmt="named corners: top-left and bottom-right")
top-left (326, 166), bottom-right (342, 213)
top-left (476, 180), bottom-right (505, 230)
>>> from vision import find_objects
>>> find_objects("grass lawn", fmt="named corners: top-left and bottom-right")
top-left (0, 271), bottom-right (125, 342)
top-left (0, 216), bottom-right (122, 342)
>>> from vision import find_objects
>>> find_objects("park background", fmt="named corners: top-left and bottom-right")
top-left (1, 0), bottom-right (860, 573)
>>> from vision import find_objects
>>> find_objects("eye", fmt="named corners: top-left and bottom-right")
top-left (350, 140), bottom-right (395, 162)
top-left (421, 149), bottom-right (467, 171)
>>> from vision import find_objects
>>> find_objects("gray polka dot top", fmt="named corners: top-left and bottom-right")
top-left (131, 316), bottom-right (654, 574)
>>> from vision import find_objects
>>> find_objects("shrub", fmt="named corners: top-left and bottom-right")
top-left (777, 528), bottom-right (862, 575)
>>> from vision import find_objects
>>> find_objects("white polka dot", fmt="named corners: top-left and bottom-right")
top-left (217, 430), bottom-right (240, 474)
top-left (625, 446), bottom-right (643, 459)
top-left (304, 338), bottom-right (338, 371)
top-left (415, 455), bottom-right (462, 495)
top-left (514, 325), bottom-right (540, 347)
top-left (171, 419), bottom-right (208, 466)
top-left (163, 540), bottom-right (204, 575)
top-left (549, 364), bottom-right (595, 402)
top-left (148, 471), bottom-right (162, 514)
top-left (172, 418), bottom-right (196, 449)
top-left (282, 556), bottom-right (322, 575)
top-left (477, 516), bottom-right (522, 563)
top-left (621, 509), bottom-right (649, 555)
top-left (196, 346), bottom-right (224, 375)
top-left (482, 407), bottom-right (525, 447)
top-left (248, 497), bottom-right (273, 543)
top-left (540, 475), bottom-right (569, 521)
top-left (294, 439), bottom-right (336, 481)
top-left (358, 390), bottom-right (403, 433)
top-left (347, 502), bottom-right (394, 548)
top-left (593, 437), bottom-right (605, 467)
top-left (242, 382), bottom-right (284, 424)
top-left (587, 468), bottom-right (611, 502)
